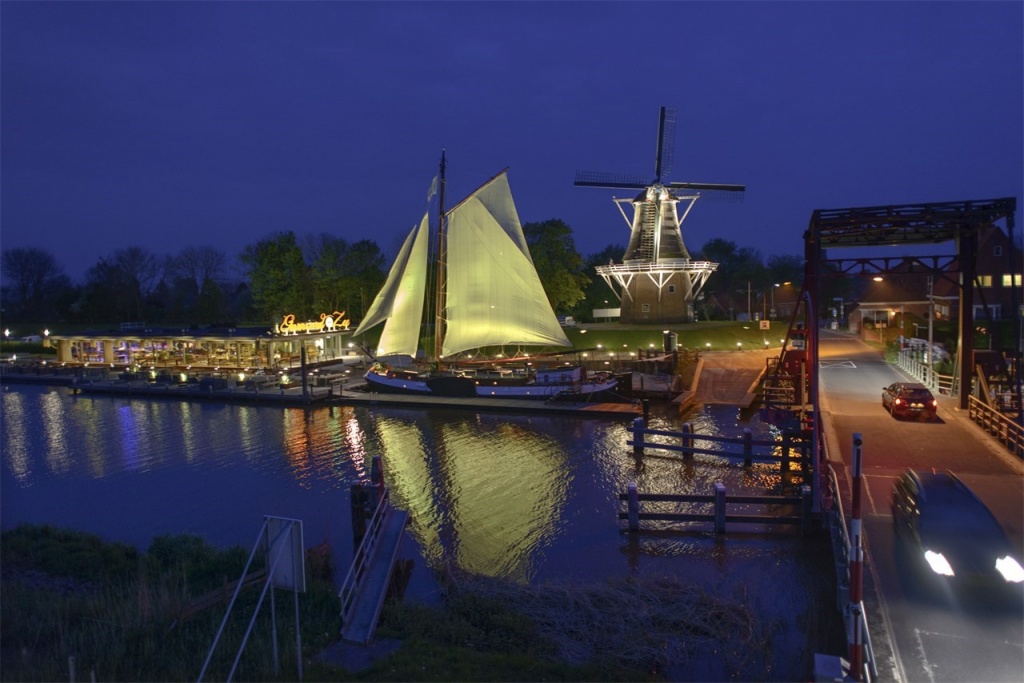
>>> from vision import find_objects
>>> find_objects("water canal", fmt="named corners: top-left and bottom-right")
top-left (1, 384), bottom-right (841, 677)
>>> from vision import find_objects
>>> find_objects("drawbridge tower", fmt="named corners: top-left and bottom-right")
top-left (575, 107), bottom-right (744, 323)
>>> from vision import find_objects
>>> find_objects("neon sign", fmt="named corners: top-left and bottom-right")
top-left (277, 311), bottom-right (350, 335)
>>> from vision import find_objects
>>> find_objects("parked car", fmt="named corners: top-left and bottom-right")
top-left (882, 381), bottom-right (937, 420)
top-left (891, 470), bottom-right (1024, 590)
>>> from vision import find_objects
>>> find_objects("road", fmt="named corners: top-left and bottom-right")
top-left (817, 331), bottom-right (1024, 683)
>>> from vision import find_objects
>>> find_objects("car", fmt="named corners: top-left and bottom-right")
top-left (882, 381), bottom-right (937, 420)
top-left (891, 470), bottom-right (1024, 591)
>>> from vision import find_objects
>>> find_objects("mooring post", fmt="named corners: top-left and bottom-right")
top-left (714, 482), bottom-right (726, 533)
top-left (642, 399), bottom-right (650, 425)
top-left (742, 428), bottom-right (753, 466)
top-left (681, 422), bottom-right (694, 459)
top-left (627, 481), bottom-right (639, 532)
top-left (632, 417), bottom-right (645, 456)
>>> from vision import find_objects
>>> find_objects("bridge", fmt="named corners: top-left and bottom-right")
top-left (762, 197), bottom-right (1022, 682)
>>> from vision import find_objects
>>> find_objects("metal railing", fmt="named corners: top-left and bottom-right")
top-left (338, 487), bottom-right (392, 627)
top-left (895, 349), bottom-right (954, 394)
top-left (822, 457), bottom-right (877, 681)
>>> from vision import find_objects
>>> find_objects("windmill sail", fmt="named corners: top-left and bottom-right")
top-left (353, 211), bottom-right (430, 358)
top-left (443, 172), bottom-right (570, 357)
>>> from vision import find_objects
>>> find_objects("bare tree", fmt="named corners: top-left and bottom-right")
top-left (113, 247), bottom-right (163, 321)
top-left (1, 247), bottom-right (68, 320)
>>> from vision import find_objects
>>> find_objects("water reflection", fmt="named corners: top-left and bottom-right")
top-left (2, 386), bottom-right (805, 585)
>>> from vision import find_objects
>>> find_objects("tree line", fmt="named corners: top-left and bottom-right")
top-left (1, 220), bottom-right (803, 328)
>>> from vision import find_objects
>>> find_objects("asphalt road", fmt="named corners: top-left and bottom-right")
top-left (817, 331), bottom-right (1024, 683)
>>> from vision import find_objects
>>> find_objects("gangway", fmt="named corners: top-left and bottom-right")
top-left (338, 485), bottom-right (408, 644)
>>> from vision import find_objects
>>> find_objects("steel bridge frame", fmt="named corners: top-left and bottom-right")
top-left (804, 197), bottom-right (1020, 418)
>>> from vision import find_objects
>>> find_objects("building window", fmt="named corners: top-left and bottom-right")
top-left (977, 275), bottom-right (992, 287)
top-left (668, 285), bottom-right (676, 294)
top-left (1002, 274), bottom-right (1022, 287)
top-left (641, 304), bottom-right (651, 313)
top-left (994, 245), bottom-right (1002, 257)
top-left (973, 304), bottom-right (1002, 319)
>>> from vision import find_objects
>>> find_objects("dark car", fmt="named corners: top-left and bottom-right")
top-left (891, 470), bottom-right (1024, 590)
top-left (882, 381), bottom-right (937, 420)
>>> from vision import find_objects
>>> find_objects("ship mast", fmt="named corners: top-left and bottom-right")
top-left (433, 151), bottom-right (447, 367)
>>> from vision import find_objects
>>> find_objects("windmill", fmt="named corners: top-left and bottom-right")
top-left (575, 107), bottom-right (745, 324)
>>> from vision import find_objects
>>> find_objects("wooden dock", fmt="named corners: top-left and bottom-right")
top-left (7, 371), bottom-right (643, 418)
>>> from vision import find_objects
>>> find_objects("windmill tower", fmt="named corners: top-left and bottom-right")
top-left (575, 107), bottom-right (744, 324)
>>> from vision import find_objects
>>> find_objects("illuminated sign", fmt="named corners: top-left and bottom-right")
top-left (277, 311), bottom-right (350, 335)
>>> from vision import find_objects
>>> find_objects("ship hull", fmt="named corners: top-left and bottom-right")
top-left (362, 367), bottom-right (620, 400)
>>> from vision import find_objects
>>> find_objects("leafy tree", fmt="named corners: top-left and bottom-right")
top-left (340, 239), bottom-right (386, 321)
top-left (522, 219), bottom-right (589, 314)
top-left (306, 233), bottom-right (350, 314)
top-left (239, 232), bottom-right (310, 323)
top-left (766, 254), bottom-right (804, 287)
top-left (575, 244), bottom-right (625, 322)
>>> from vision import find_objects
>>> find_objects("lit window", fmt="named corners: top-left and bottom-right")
top-left (977, 275), bottom-right (992, 287)
top-left (1002, 274), bottom-right (1022, 287)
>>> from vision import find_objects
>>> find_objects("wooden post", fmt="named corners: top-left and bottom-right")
top-left (743, 428), bottom-right (752, 467)
top-left (800, 485), bottom-right (812, 533)
top-left (627, 481), bottom-right (639, 532)
top-left (371, 454), bottom-right (383, 487)
top-left (632, 417), bottom-right (645, 456)
top-left (642, 399), bottom-right (650, 425)
top-left (781, 431), bottom-right (791, 473)
top-left (681, 422), bottom-right (694, 459)
top-left (714, 482), bottom-right (726, 534)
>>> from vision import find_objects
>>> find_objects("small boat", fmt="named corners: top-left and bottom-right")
top-left (352, 154), bottom-right (619, 401)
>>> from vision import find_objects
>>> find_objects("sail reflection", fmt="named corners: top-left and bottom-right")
top-left (367, 410), bottom-right (569, 582)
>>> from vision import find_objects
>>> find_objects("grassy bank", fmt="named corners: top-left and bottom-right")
top-left (0, 525), bottom-right (658, 681)
top-left (1, 524), bottom-right (843, 681)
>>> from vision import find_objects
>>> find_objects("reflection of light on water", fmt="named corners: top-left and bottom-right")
top-left (40, 391), bottom-right (71, 475)
top-left (282, 408), bottom-right (315, 488)
top-left (117, 404), bottom-right (140, 471)
top-left (2, 389), bottom-right (30, 482)
top-left (372, 412), bottom-right (568, 582)
top-left (341, 410), bottom-right (368, 480)
top-left (179, 402), bottom-right (198, 463)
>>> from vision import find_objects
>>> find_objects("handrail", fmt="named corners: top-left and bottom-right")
top-left (338, 487), bottom-right (391, 625)
top-left (967, 395), bottom-right (1023, 457)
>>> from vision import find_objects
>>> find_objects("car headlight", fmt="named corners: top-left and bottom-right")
top-left (924, 550), bottom-right (955, 576)
top-left (995, 556), bottom-right (1024, 583)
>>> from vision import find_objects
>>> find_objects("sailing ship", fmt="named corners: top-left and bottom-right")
top-left (352, 154), bottom-right (619, 400)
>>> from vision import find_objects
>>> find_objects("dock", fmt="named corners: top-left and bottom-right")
top-left (1, 368), bottom-right (641, 418)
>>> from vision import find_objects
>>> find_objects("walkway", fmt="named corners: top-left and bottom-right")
top-left (676, 350), bottom-right (773, 408)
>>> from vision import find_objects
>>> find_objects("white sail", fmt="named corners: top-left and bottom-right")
top-left (442, 172), bottom-right (571, 357)
top-left (352, 212), bottom-right (430, 357)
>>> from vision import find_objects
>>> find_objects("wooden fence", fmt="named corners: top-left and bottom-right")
top-left (619, 481), bottom-right (814, 534)
top-left (627, 418), bottom-right (810, 470)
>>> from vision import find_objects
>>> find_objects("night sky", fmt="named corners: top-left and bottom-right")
top-left (2, 1), bottom-right (1021, 282)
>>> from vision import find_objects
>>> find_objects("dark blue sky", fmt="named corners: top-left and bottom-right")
top-left (2, 1), bottom-right (1021, 281)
